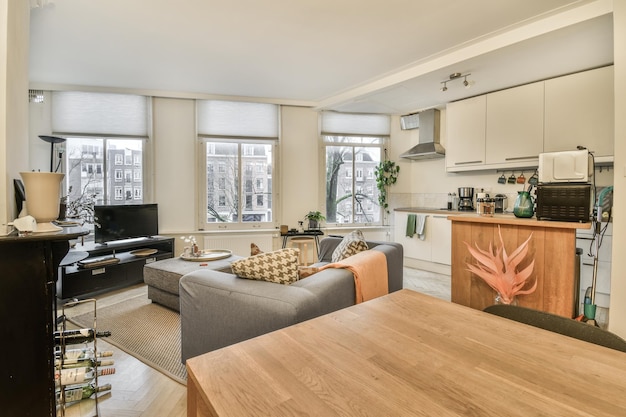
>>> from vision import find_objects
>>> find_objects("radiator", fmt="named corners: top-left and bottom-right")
top-left (203, 233), bottom-right (276, 257)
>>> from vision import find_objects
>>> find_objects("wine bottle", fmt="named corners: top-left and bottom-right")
top-left (56, 357), bottom-right (115, 369)
top-left (54, 328), bottom-right (112, 345)
top-left (57, 383), bottom-right (112, 403)
top-left (57, 347), bottom-right (114, 361)
top-left (55, 366), bottom-right (116, 387)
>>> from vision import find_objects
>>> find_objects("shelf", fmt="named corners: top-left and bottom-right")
top-left (58, 236), bottom-right (174, 301)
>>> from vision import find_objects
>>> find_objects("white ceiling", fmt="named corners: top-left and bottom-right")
top-left (29, 0), bottom-right (614, 115)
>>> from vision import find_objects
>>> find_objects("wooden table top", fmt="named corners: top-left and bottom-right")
top-left (186, 289), bottom-right (626, 417)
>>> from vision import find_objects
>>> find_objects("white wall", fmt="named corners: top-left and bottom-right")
top-left (280, 106), bottom-right (320, 229)
top-left (609, 3), bottom-right (625, 338)
top-left (1, 0), bottom-right (30, 232)
top-left (152, 97), bottom-right (196, 234)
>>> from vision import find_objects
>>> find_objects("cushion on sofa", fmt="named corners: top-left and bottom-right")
top-left (231, 248), bottom-right (300, 285)
top-left (332, 230), bottom-right (369, 262)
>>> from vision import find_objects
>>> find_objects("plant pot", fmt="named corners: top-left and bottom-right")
top-left (20, 172), bottom-right (65, 232)
top-left (308, 219), bottom-right (319, 230)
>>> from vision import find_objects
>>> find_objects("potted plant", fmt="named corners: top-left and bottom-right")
top-left (374, 157), bottom-right (400, 215)
top-left (304, 211), bottom-right (326, 230)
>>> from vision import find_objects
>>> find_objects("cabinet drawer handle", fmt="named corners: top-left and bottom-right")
top-left (433, 215), bottom-right (448, 219)
top-left (455, 160), bottom-right (483, 165)
top-left (505, 156), bottom-right (538, 161)
top-left (582, 262), bottom-right (595, 267)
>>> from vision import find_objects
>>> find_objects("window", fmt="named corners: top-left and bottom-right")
top-left (200, 140), bottom-right (274, 226)
top-left (324, 141), bottom-right (382, 224)
top-left (52, 91), bottom-right (149, 207)
top-left (321, 112), bottom-right (390, 225)
top-left (64, 137), bottom-right (145, 205)
top-left (197, 100), bottom-right (278, 229)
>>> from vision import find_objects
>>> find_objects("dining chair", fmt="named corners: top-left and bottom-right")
top-left (483, 304), bottom-right (626, 353)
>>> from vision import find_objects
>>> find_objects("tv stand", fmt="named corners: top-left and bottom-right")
top-left (100, 236), bottom-right (155, 246)
top-left (57, 235), bottom-right (175, 301)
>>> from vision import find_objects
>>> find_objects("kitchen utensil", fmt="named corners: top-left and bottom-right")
top-left (458, 187), bottom-right (474, 198)
top-left (477, 197), bottom-right (495, 217)
top-left (497, 173), bottom-right (506, 184)
top-left (494, 194), bottom-right (508, 213)
top-left (507, 172), bottom-right (516, 184)
top-left (516, 172), bottom-right (526, 184)
top-left (457, 187), bottom-right (474, 211)
top-left (528, 170), bottom-right (539, 186)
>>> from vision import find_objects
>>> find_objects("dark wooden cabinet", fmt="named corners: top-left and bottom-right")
top-left (0, 227), bottom-right (87, 417)
top-left (57, 236), bottom-right (174, 301)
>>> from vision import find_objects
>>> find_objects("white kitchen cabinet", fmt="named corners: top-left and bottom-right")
top-left (486, 82), bottom-right (544, 167)
top-left (394, 211), bottom-right (431, 262)
top-left (393, 211), bottom-right (451, 266)
top-left (430, 214), bottom-right (451, 265)
top-left (445, 95), bottom-right (486, 172)
top-left (544, 66), bottom-right (614, 159)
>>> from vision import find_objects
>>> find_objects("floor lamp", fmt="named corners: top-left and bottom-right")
top-left (39, 135), bottom-right (66, 172)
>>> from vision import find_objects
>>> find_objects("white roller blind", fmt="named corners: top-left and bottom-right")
top-left (321, 111), bottom-right (390, 136)
top-left (52, 91), bottom-right (149, 137)
top-left (197, 100), bottom-right (278, 139)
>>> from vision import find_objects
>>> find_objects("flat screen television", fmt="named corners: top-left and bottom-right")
top-left (94, 204), bottom-right (159, 244)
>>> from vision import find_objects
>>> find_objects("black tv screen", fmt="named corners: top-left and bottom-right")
top-left (94, 204), bottom-right (159, 244)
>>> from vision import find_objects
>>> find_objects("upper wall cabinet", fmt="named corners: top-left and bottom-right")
top-left (485, 82), bottom-right (544, 167)
top-left (445, 95), bottom-right (486, 171)
top-left (446, 66), bottom-right (614, 172)
top-left (544, 66), bottom-right (614, 160)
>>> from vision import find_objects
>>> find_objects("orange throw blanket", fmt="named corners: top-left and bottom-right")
top-left (319, 250), bottom-right (388, 303)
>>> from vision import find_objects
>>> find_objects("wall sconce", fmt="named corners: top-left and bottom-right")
top-left (441, 72), bottom-right (472, 92)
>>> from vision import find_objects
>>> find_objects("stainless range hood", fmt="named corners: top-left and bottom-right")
top-left (399, 108), bottom-right (445, 160)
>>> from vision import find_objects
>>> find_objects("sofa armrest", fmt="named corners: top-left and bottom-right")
top-left (179, 270), bottom-right (321, 362)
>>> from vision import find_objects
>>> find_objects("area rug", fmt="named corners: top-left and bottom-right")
top-left (68, 293), bottom-right (187, 385)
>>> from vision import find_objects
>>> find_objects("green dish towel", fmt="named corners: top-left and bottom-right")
top-left (406, 214), bottom-right (417, 237)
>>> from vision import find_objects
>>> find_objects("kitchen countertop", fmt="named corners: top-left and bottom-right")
top-left (395, 207), bottom-right (592, 229)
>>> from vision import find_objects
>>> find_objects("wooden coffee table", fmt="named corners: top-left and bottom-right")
top-left (187, 289), bottom-right (626, 417)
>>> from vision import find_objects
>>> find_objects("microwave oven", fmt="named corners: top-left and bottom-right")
top-left (538, 150), bottom-right (592, 183)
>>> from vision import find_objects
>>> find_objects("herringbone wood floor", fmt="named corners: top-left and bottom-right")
top-left (58, 268), bottom-right (451, 417)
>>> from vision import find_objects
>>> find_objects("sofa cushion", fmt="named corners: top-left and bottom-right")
top-left (231, 248), bottom-right (300, 285)
top-left (332, 230), bottom-right (369, 262)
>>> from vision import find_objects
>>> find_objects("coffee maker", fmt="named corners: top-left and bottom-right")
top-left (458, 187), bottom-right (474, 211)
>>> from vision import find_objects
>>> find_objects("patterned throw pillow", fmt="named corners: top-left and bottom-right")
top-left (331, 230), bottom-right (369, 262)
top-left (250, 242), bottom-right (263, 256)
top-left (231, 248), bottom-right (300, 285)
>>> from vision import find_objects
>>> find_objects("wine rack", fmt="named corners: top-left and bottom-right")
top-left (56, 299), bottom-right (113, 417)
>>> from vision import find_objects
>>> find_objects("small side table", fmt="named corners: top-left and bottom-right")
top-left (280, 230), bottom-right (324, 257)
top-left (290, 237), bottom-right (315, 266)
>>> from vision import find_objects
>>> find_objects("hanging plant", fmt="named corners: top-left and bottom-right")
top-left (374, 150), bottom-right (400, 214)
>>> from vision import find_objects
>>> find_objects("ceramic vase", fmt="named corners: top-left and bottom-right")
top-left (19, 172), bottom-right (65, 232)
top-left (513, 191), bottom-right (534, 218)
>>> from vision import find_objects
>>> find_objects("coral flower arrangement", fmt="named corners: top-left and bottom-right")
top-left (464, 226), bottom-right (536, 304)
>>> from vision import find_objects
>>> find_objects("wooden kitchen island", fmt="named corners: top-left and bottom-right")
top-left (449, 214), bottom-right (591, 317)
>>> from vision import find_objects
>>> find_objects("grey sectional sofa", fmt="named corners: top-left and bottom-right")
top-left (179, 237), bottom-right (403, 362)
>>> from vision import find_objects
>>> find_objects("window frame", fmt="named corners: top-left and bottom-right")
top-left (62, 136), bottom-right (149, 207)
top-left (322, 135), bottom-right (386, 226)
top-left (197, 138), bottom-right (278, 231)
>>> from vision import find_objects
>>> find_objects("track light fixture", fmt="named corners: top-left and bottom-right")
top-left (440, 72), bottom-right (472, 92)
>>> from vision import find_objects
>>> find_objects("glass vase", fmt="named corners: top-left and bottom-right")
top-left (513, 191), bottom-right (534, 218)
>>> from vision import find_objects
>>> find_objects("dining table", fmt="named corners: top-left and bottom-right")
top-left (186, 289), bottom-right (626, 416)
